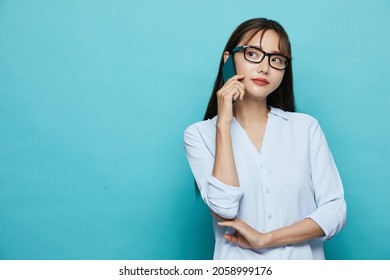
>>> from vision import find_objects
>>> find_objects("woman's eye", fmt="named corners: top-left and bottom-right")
top-left (271, 56), bottom-right (284, 64)
top-left (246, 48), bottom-right (261, 60)
top-left (247, 51), bottom-right (258, 58)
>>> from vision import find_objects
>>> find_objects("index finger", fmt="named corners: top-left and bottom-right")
top-left (226, 74), bottom-right (245, 83)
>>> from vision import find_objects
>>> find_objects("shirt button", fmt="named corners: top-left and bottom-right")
top-left (266, 189), bottom-right (270, 193)
top-left (259, 164), bottom-right (264, 169)
top-left (268, 214), bottom-right (272, 219)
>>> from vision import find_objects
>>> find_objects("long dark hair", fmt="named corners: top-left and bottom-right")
top-left (204, 18), bottom-right (295, 120)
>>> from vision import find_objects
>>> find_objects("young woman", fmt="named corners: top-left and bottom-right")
top-left (184, 18), bottom-right (346, 259)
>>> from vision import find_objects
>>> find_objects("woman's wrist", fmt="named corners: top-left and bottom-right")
top-left (216, 118), bottom-right (231, 129)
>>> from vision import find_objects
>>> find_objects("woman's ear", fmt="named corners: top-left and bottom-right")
top-left (223, 51), bottom-right (230, 63)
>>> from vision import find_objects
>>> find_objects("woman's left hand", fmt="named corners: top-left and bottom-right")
top-left (211, 212), bottom-right (270, 249)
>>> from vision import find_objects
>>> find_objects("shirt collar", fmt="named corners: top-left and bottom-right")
top-left (269, 106), bottom-right (290, 121)
top-left (211, 106), bottom-right (290, 125)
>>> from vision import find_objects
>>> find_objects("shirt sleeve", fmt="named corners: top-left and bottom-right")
top-left (306, 120), bottom-right (347, 240)
top-left (184, 123), bottom-right (244, 219)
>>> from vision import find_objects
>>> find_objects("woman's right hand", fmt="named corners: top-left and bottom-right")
top-left (216, 74), bottom-right (245, 125)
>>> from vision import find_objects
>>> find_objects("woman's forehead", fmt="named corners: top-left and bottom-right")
top-left (241, 29), bottom-right (281, 50)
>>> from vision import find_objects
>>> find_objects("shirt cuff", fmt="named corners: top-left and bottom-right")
top-left (306, 200), bottom-right (346, 240)
top-left (205, 175), bottom-right (244, 219)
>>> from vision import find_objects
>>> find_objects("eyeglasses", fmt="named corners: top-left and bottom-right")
top-left (231, 46), bottom-right (290, 70)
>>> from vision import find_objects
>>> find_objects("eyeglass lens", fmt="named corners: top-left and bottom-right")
top-left (244, 47), bottom-right (288, 70)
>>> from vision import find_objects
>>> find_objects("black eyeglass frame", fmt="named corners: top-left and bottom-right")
top-left (231, 45), bottom-right (291, 70)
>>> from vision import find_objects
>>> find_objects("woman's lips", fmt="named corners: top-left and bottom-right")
top-left (252, 78), bottom-right (270, 86)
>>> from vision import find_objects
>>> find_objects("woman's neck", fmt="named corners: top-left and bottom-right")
top-left (233, 99), bottom-right (269, 128)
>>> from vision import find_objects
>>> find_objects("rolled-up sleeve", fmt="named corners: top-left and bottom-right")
top-left (184, 124), bottom-right (244, 219)
top-left (306, 121), bottom-right (347, 240)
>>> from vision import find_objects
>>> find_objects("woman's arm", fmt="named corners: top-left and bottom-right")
top-left (184, 75), bottom-right (246, 219)
top-left (305, 120), bottom-right (346, 239)
top-left (215, 214), bottom-right (324, 249)
top-left (212, 121), bottom-right (239, 186)
top-left (212, 74), bottom-right (245, 187)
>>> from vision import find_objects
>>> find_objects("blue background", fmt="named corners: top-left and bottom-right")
top-left (0, 0), bottom-right (389, 259)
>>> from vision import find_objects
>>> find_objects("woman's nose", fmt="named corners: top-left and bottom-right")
top-left (256, 57), bottom-right (270, 75)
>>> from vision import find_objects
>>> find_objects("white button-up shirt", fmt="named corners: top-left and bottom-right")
top-left (184, 107), bottom-right (346, 259)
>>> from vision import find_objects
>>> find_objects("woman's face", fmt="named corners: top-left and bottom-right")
top-left (225, 30), bottom-right (286, 101)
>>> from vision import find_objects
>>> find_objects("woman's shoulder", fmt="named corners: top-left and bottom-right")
top-left (184, 116), bottom-right (217, 139)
